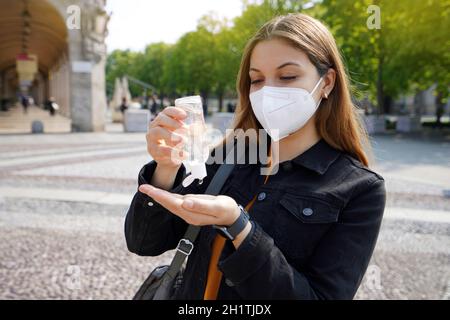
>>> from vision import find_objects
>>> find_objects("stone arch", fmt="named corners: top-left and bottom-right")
top-left (0, 0), bottom-right (108, 132)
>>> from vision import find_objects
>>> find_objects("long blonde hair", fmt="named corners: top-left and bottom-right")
top-left (221, 13), bottom-right (371, 166)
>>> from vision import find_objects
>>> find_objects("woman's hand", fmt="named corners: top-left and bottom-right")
top-left (139, 184), bottom-right (253, 248)
top-left (139, 184), bottom-right (241, 227)
top-left (146, 106), bottom-right (188, 170)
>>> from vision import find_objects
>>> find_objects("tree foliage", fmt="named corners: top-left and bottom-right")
top-left (106, 0), bottom-right (449, 114)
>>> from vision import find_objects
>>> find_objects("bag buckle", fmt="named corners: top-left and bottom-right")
top-left (177, 238), bottom-right (194, 256)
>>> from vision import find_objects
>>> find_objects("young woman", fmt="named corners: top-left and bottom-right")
top-left (125, 13), bottom-right (386, 300)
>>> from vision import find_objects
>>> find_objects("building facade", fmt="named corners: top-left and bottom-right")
top-left (0, 0), bottom-right (109, 132)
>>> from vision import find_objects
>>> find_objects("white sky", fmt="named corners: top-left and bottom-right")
top-left (105, 0), bottom-right (244, 52)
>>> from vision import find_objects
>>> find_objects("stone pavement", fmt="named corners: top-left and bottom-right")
top-left (0, 104), bottom-right (72, 134)
top-left (0, 127), bottom-right (449, 300)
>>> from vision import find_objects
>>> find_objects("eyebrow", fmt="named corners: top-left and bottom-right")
top-left (249, 62), bottom-right (301, 72)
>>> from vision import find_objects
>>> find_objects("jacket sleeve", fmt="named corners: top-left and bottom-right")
top-left (124, 159), bottom-right (220, 257)
top-left (217, 177), bottom-right (387, 300)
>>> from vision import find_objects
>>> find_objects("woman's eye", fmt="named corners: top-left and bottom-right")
top-left (280, 76), bottom-right (297, 81)
top-left (251, 79), bottom-right (263, 85)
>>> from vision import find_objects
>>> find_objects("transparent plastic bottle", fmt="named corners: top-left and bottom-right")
top-left (174, 95), bottom-right (208, 187)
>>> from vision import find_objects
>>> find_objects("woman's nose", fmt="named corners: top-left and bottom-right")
top-left (265, 79), bottom-right (277, 87)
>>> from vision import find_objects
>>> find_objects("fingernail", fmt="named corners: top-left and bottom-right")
top-left (183, 199), bottom-right (194, 209)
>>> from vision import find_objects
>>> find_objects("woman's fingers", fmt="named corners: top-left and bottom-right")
top-left (148, 126), bottom-right (185, 146)
top-left (155, 112), bottom-right (184, 131)
top-left (139, 185), bottom-right (190, 219)
top-left (138, 185), bottom-right (220, 226)
top-left (182, 213), bottom-right (218, 226)
top-left (148, 143), bottom-right (186, 162)
top-left (181, 196), bottom-right (220, 217)
top-left (145, 106), bottom-right (190, 168)
top-left (163, 106), bottom-right (187, 121)
top-left (139, 185), bottom-right (183, 209)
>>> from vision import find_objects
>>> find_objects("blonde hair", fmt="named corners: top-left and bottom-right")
top-left (221, 13), bottom-right (371, 166)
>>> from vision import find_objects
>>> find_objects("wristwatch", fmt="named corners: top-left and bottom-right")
top-left (212, 204), bottom-right (250, 241)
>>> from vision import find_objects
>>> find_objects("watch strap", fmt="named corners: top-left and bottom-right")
top-left (227, 205), bottom-right (249, 239)
top-left (212, 204), bottom-right (249, 241)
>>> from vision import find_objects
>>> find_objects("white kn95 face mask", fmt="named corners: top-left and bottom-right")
top-left (249, 77), bottom-right (324, 141)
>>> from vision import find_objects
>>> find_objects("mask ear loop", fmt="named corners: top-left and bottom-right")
top-left (310, 76), bottom-right (325, 108)
top-left (310, 76), bottom-right (324, 96)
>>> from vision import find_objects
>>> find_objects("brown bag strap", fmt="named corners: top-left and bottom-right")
top-left (203, 146), bottom-right (272, 300)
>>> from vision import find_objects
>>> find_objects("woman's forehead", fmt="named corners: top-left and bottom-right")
top-left (250, 38), bottom-right (311, 71)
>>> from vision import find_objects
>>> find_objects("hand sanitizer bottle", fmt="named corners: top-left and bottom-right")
top-left (175, 96), bottom-right (208, 187)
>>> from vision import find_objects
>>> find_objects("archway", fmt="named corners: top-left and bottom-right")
top-left (0, 0), bottom-right (70, 119)
top-left (0, 0), bottom-right (109, 133)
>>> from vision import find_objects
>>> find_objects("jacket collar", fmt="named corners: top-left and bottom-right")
top-left (234, 137), bottom-right (341, 175)
top-left (289, 138), bottom-right (341, 175)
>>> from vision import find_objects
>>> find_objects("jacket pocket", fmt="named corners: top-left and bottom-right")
top-left (279, 192), bottom-right (340, 224)
top-left (272, 192), bottom-right (341, 263)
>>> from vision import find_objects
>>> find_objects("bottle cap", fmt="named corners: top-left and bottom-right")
top-left (182, 162), bottom-right (207, 187)
top-left (191, 162), bottom-right (207, 179)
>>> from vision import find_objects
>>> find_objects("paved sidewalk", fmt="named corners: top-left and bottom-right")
top-left (0, 104), bottom-right (71, 134)
top-left (2, 187), bottom-right (450, 224)
top-left (0, 130), bottom-right (449, 300)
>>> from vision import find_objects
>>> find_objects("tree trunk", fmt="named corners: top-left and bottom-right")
top-left (413, 90), bottom-right (425, 116)
top-left (218, 91), bottom-right (224, 112)
top-left (383, 95), bottom-right (393, 114)
top-left (435, 90), bottom-right (445, 129)
top-left (376, 18), bottom-right (384, 116)
top-left (376, 55), bottom-right (384, 115)
top-left (200, 91), bottom-right (209, 118)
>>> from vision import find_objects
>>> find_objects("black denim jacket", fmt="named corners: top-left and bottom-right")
top-left (124, 138), bottom-right (386, 300)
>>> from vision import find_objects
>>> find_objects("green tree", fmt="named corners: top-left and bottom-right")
top-left (133, 43), bottom-right (172, 96)
top-left (106, 49), bottom-right (141, 97)
top-left (162, 25), bottom-right (216, 113)
top-left (320, 0), bottom-right (450, 114)
top-left (106, 0), bottom-right (449, 118)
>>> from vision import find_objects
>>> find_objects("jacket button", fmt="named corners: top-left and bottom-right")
top-left (302, 208), bottom-right (313, 216)
top-left (147, 201), bottom-right (154, 207)
top-left (225, 279), bottom-right (235, 287)
top-left (257, 192), bottom-right (266, 201)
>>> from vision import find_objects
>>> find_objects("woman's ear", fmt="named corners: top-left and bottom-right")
top-left (322, 69), bottom-right (336, 99)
